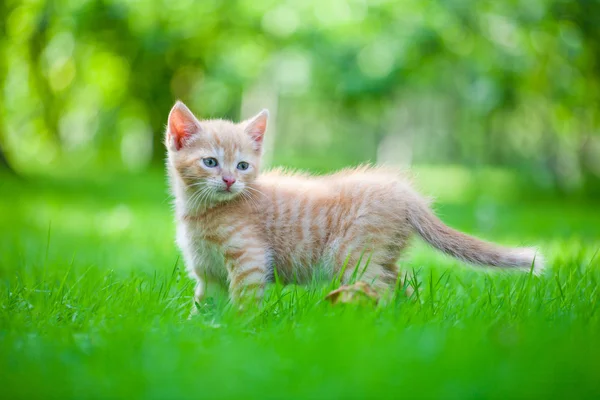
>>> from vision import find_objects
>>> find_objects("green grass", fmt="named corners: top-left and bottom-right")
top-left (1, 168), bottom-right (599, 399)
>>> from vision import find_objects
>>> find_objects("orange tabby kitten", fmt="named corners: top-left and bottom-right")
top-left (165, 101), bottom-right (544, 306)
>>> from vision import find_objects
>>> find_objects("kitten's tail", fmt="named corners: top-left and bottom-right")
top-left (407, 200), bottom-right (544, 274)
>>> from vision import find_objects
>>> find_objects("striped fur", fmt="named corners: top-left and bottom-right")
top-left (165, 102), bottom-right (545, 306)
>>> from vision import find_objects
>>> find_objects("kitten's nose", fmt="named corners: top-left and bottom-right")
top-left (222, 176), bottom-right (236, 189)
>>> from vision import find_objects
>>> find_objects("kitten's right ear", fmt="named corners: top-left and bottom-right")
top-left (244, 109), bottom-right (269, 152)
top-left (167, 101), bottom-right (202, 151)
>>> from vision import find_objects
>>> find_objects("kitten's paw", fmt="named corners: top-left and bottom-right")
top-left (187, 301), bottom-right (200, 320)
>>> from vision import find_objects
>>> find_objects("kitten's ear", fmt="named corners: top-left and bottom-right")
top-left (167, 101), bottom-right (202, 151)
top-left (244, 109), bottom-right (269, 151)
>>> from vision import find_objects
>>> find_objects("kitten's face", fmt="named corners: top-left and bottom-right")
top-left (166, 101), bottom-right (268, 203)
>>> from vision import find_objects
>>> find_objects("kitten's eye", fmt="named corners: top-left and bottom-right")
top-left (237, 161), bottom-right (249, 171)
top-left (202, 157), bottom-right (218, 168)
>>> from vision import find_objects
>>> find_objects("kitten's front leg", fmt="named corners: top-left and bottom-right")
top-left (189, 272), bottom-right (225, 317)
top-left (189, 277), bottom-right (210, 318)
top-left (188, 279), bottom-right (206, 319)
top-left (193, 277), bottom-right (207, 303)
top-left (226, 247), bottom-right (269, 307)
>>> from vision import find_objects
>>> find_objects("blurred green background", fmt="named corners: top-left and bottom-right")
top-left (1, 0), bottom-right (600, 195)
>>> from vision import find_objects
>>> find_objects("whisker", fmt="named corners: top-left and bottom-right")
top-left (245, 186), bottom-right (267, 197)
top-left (240, 189), bottom-right (261, 211)
top-left (186, 188), bottom-right (204, 212)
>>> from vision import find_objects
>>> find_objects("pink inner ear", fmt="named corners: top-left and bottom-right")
top-left (168, 104), bottom-right (199, 150)
top-left (249, 123), bottom-right (266, 144)
top-left (246, 113), bottom-right (268, 145)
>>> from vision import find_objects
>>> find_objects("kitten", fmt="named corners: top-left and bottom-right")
top-left (165, 101), bottom-right (544, 306)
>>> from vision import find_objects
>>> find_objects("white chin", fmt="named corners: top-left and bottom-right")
top-left (213, 190), bottom-right (238, 200)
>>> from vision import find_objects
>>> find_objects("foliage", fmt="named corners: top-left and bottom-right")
top-left (1, 0), bottom-right (600, 193)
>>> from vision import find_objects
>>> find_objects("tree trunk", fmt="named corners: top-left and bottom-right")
top-left (0, 145), bottom-right (15, 175)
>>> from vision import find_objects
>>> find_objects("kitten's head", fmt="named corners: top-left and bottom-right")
top-left (165, 101), bottom-right (268, 203)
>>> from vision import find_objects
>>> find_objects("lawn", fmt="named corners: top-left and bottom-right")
top-left (1, 168), bottom-right (599, 399)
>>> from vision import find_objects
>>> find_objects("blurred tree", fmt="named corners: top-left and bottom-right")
top-left (0, 146), bottom-right (13, 173)
top-left (0, 0), bottom-right (598, 193)
top-left (0, 0), bottom-right (14, 174)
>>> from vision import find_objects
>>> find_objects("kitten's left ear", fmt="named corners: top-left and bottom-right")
top-left (244, 109), bottom-right (269, 151)
top-left (167, 101), bottom-right (202, 151)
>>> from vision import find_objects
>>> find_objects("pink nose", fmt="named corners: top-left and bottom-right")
top-left (222, 176), bottom-right (236, 188)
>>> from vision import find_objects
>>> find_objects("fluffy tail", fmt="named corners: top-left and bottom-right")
top-left (407, 201), bottom-right (544, 274)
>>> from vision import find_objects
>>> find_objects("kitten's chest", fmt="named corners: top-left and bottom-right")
top-left (177, 220), bottom-right (227, 282)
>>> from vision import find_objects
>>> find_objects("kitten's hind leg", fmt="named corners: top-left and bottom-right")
top-left (342, 260), bottom-right (395, 288)
top-left (341, 259), bottom-right (412, 300)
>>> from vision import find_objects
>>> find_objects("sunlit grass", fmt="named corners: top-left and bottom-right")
top-left (1, 170), bottom-right (599, 399)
